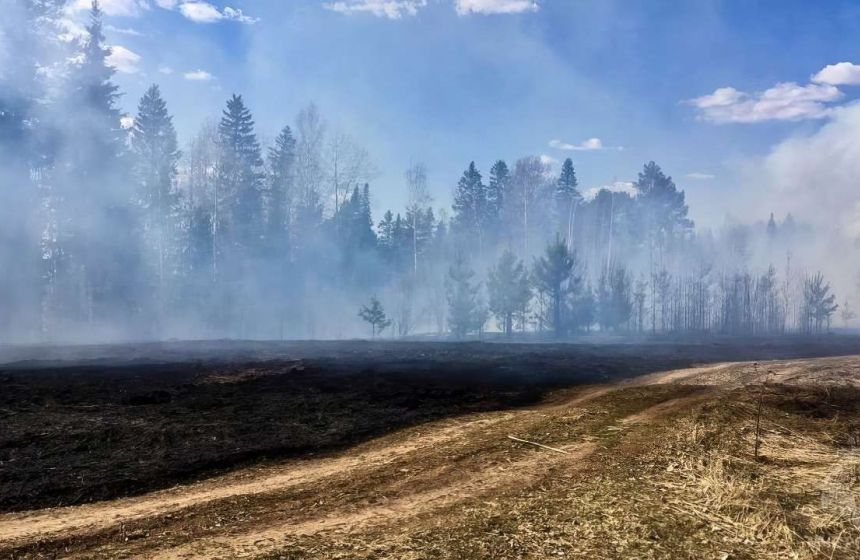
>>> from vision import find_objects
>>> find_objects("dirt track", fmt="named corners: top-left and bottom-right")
top-left (3, 353), bottom-right (859, 559)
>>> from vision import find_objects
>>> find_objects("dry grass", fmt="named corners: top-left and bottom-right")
top-left (6, 352), bottom-right (860, 560)
top-left (261, 383), bottom-right (860, 560)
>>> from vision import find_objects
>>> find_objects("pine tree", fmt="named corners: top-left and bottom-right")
top-left (488, 250), bottom-right (531, 336)
top-left (801, 272), bottom-right (838, 334)
top-left (597, 265), bottom-right (633, 331)
top-left (446, 253), bottom-right (484, 338)
top-left (217, 94), bottom-right (264, 255)
top-left (358, 296), bottom-right (391, 338)
top-left (131, 84), bottom-right (181, 324)
top-left (635, 161), bottom-right (693, 250)
top-left (533, 236), bottom-right (582, 337)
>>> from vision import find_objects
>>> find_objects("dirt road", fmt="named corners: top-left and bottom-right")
top-left (2, 355), bottom-right (859, 559)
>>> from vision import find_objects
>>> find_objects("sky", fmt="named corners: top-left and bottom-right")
top-left (61, 0), bottom-right (860, 232)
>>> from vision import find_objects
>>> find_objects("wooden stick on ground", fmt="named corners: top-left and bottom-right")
top-left (507, 435), bottom-right (569, 454)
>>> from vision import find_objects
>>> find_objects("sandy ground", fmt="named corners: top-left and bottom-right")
top-left (2, 352), bottom-right (859, 559)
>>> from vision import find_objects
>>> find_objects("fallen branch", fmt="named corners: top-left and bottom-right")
top-left (507, 435), bottom-right (569, 455)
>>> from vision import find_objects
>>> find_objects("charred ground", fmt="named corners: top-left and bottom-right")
top-left (3, 336), bottom-right (860, 514)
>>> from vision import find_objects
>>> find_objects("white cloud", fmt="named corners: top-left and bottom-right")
top-left (184, 69), bottom-right (213, 81)
top-left (549, 137), bottom-right (622, 151)
top-left (105, 25), bottom-right (144, 36)
top-left (106, 45), bottom-right (141, 74)
top-left (158, 65), bottom-right (173, 74)
top-left (812, 62), bottom-right (860, 86)
top-left (178, 1), bottom-right (223, 22)
top-left (689, 82), bottom-right (842, 123)
top-left (69, 0), bottom-right (150, 17)
top-left (159, 1), bottom-right (259, 24)
top-left (455, 0), bottom-right (538, 15)
top-left (685, 172), bottom-right (715, 180)
top-left (324, 0), bottom-right (427, 19)
top-left (221, 6), bottom-right (258, 24)
top-left (582, 181), bottom-right (636, 201)
top-left (324, 0), bottom-right (537, 18)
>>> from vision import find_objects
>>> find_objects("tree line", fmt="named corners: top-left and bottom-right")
top-left (0, 1), bottom-right (841, 342)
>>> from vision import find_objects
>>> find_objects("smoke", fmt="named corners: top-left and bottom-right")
top-left (735, 101), bottom-right (860, 301)
top-left (745, 102), bottom-right (860, 241)
top-left (0, 0), bottom-right (857, 343)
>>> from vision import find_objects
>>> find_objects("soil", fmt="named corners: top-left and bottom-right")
top-left (1, 337), bottom-right (859, 559)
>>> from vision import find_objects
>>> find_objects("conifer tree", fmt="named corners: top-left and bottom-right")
top-left (217, 94), bottom-right (264, 255)
top-left (266, 125), bottom-right (295, 261)
top-left (358, 296), bottom-right (391, 338)
top-left (377, 210), bottom-right (396, 260)
top-left (635, 161), bottom-right (693, 249)
top-left (486, 161), bottom-right (509, 223)
top-left (61, 0), bottom-right (138, 324)
top-left (452, 162), bottom-right (486, 254)
top-left (488, 250), bottom-right (531, 336)
top-left (801, 272), bottom-right (838, 334)
top-left (533, 236), bottom-right (582, 336)
top-left (555, 158), bottom-right (581, 243)
top-left (0, 0), bottom-right (59, 339)
top-left (446, 253), bottom-right (484, 338)
top-left (597, 265), bottom-right (633, 331)
top-left (131, 84), bottom-right (181, 321)
top-left (358, 183), bottom-right (376, 249)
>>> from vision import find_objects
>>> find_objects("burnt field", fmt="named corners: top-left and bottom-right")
top-left (2, 336), bottom-right (860, 515)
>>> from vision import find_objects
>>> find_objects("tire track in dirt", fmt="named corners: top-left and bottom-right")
top-left (0, 414), bottom-right (507, 545)
top-left (150, 442), bottom-right (599, 560)
top-left (0, 386), bottom-right (610, 550)
top-left (0, 361), bottom-right (752, 559)
top-left (122, 390), bottom-right (709, 560)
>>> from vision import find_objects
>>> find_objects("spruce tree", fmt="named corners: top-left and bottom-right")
top-left (357, 183), bottom-right (376, 249)
top-left (61, 0), bottom-right (138, 325)
top-left (377, 210), bottom-right (396, 261)
top-left (266, 125), bottom-right (295, 261)
top-left (217, 94), bottom-right (264, 255)
top-left (487, 160), bottom-right (509, 225)
top-left (452, 162), bottom-right (487, 253)
top-left (131, 84), bottom-right (181, 322)
top-left (555, 158), bottom-right (581, 241)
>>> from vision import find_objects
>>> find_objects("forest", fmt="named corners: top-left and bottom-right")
top-left (0, 1), bottom-right (845, 343)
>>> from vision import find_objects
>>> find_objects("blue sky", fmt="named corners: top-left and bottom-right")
top-left (66, 0), bottom-right (860, 228)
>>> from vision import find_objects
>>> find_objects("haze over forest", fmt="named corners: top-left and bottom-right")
top-left (1, 0), bottom-right (860, 342)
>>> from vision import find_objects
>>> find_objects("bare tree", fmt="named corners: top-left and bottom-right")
top-left (327, 130), bottom-right (375, 220)
top-left (406, 162), bottom-right (431, 277)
